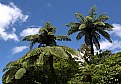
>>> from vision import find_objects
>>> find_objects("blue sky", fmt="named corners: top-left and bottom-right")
top-left (0, 0), bottom-right (121, 82)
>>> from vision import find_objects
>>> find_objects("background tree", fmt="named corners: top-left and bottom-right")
top-left (68, 51), bottom-right (121, 84)
top-left (66, 6), bottom-right (113, 55)
top-left (23, 22), bottom-right (71, 50)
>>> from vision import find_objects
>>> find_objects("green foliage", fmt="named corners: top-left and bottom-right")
top-left (2, 46), bottom-right (79, 84)
top-left (68, 51), bottom-right (121, 84)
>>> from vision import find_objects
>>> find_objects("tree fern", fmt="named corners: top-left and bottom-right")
top-left (66, 6), bottom-right (113, 55)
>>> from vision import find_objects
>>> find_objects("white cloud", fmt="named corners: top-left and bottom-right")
top-left (93, 23), bottom-right (121, 53)
top-left (12, 46), bottom-right (28, 55)
top-left (0, 2), bottom-right (28, 41)
top-left (20, 27), bottom-right (40, 37)
top-left (100, 40), bottom-right (112, 50)
top-left (94, 40), bottom-right (121, 53)
top-left (111, 24), bottom-right (121, 38)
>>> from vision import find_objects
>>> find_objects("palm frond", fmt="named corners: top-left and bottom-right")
top-left (22, 34), bottom-right (39, 41)
top-left (95, 23), bottom-right (113, 31)
top-left (104, 23), bottom-right (113, 31)
top-left (75, 13), bottom-right (84, 23)
top-left (85, 16), bottom-right (93, 26)
top-left (76, 32), bottom-right (84, 40)
top-left (88, 5), bottom-right (97, 20)
top-left (43, 22), bottom-right (51, 28)
top-left (93, 32), bottom-right (100, 40)
top-left (48, 32), bottom-right (55, 36)
top-left (85, 16), bottom-right (93, 22)
top-left (96, 28), bottom-right (112, 43)
top-left (93, 21), bottom-right (105, 26)
top-left (79, 24), bottom-right (86, 30)
top-left (92, 35), bottom-right (100, 50)
top-left (43, 22), bottom-right (56, 33)
top-left (39, 28), bottom-right (48, 34)
top-left (67, 27), bottom-right (79, 35)
top-left (22, 35), bottom-right (32, 41)
top-left (66, 22), bottom-right (80, 28)
top-left (95, 13), bottom-right (109, 22)
top-left (49, 26), bottom-right (56, 33)
top-left (56, 36), bottom-right (71, 41)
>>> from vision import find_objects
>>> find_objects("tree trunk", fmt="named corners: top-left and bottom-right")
top-left (49, 55), bottom-right (59, 84)
top-left (90, 42), bottom-right (94, 56)
top-left (89, 35), bottom-right (94, 56)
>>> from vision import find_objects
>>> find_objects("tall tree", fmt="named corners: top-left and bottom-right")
top-left (18, 22), bottom-right (72, 84)
top-left (23, 22), bottom-right (71, 50)
top-left (66, 6), bottom-right (113, 55)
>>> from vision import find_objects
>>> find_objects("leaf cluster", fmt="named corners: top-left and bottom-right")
top-left (68, 51), bottom-right (121, 84)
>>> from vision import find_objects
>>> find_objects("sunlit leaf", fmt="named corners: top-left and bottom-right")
top-left (15, 68), bottom-right (26, 79)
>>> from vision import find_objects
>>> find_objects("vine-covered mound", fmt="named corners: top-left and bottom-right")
top-left (2, 46), bottom-right (79, 84)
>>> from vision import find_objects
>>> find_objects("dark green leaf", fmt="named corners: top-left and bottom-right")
top-left (92, 35), bottom-right (100, 50)
top-left (75, 13), bottom-right (84, 23)
top-left (67, 27), bottom-right (79, 35)
top-left (96, 28), bottom-right (112, 43)
top-left (76, 32), bottom-right (84, 40)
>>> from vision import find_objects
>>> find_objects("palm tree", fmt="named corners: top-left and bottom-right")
top-left (23, 22), bottom-right (71, 50)
top-left (66, 6), bottom-right (113, 55)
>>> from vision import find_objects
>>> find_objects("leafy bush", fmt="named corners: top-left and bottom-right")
top-left (68, 51), bottom-right (121, 84)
